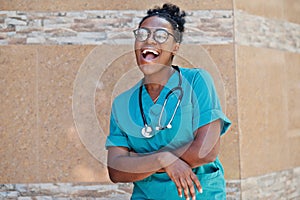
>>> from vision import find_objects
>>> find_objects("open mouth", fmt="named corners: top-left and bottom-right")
top-left (141, 49), bottom-right (160, 61)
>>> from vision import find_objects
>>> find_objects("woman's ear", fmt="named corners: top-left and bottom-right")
top-left (172, 43), bottom-right (180, 55)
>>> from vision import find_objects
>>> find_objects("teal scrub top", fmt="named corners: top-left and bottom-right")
top-left (106, 67), bottom-right (231, 200)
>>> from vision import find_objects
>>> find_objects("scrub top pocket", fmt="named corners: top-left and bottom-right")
top-left (194, 162), bottom-right (226, 200)
top-left (132, 168), bottom-right (226, 200)
top-left (132, 173), bottom-right (183, 200)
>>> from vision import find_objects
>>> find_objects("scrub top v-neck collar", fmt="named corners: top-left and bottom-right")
top-left (140, 68), bottom-right (179, 106)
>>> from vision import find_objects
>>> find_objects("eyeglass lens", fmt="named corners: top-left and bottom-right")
top-left (134, 28), bottom-right (170, 43)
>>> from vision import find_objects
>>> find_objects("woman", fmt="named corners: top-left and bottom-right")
top-left (105, 3), bottom-right (231, 200)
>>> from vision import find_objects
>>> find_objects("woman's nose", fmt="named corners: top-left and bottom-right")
top-left (145, 32), bottom-right (157, 44)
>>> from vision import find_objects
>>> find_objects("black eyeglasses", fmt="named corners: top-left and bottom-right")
top-left (133, 27), bottom-right (177, 44)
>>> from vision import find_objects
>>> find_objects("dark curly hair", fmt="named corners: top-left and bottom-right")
top-left (138, 3), bottom-right (186, 43)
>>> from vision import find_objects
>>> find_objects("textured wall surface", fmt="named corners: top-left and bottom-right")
top-left (0, 0), bottom-right (233, 11)
top-left (0, 10), bottom-right (233, 45)
top-left (0, 16), bottom-right (238, 184)
top-left (0, 0), bottom-right (299, 199)
top-left (234, 0), bottom-right (300, 179)
top-left (234, 0), bottom-right (300, 199)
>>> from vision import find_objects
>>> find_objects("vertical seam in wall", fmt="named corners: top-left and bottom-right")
top-left (35, 46), bottom-right (40, 182)
top-left (282, 0), bottom-right (293, 169)
top-left (232, 0), bottom-right (243, 199)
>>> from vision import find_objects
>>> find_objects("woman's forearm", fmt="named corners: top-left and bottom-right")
top-left (107, 147), bottom-right (177, 182)
top-left (108, 120), bottom-right (221, 183)
top-left (173, 138), bottom-right (220, 168)
top-left (171, 120), bottom-right (221, 168)
top-left (108, 166), bottom-right (154, 183)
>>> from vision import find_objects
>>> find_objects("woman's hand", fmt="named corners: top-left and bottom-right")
top-left (164, 158), bottom-right (202, 200)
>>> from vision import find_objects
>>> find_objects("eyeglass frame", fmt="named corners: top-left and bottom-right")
top-left (133, 27), bottom-right (179, 44)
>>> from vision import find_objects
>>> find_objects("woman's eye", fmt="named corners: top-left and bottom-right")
top-left (138, 31), bottom-right (149, 40)
top-left (155, 32), bottom-right (168, 42)
top-left (138, 34), bottom-right (146, 39)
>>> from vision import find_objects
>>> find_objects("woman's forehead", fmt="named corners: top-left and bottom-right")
top-left (140, 16), bottom-right (173, 30)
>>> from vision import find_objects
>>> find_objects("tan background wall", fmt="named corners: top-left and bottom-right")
top-left (0, 0), bottom-right (239, 184)
top-left (234, 0), bottom-right (300, 179)
top-left (0, 0), bottom-right (233, 11)
top-left (0, 1), bottom-right (299, 199)
top-left (0, 45), bottom-right (238, 183)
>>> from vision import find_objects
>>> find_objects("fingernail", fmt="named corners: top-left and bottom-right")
top-left (186, 198), bottom-right (190, 200)
top-left (180, 194), bottom-right (182, 198)
top-left (192, 197), bottom-right (196, 200)
top-left (200, 188), bottom-right (203, 193)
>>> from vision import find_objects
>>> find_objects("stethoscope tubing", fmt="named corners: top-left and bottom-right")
top-left (157, 86), bottom-right (183, 130)
top-left (139, 66), bottom-right (183, 137)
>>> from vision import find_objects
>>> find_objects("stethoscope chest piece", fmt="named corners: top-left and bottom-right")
top-left (141, 125), bottom-right (153, 138)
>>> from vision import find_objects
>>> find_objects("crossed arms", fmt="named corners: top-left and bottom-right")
top-left (107, 119), bottom-right (221, 200)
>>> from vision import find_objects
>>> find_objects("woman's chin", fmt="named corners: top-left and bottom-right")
top-left (138, 59), bottom-right (167, 68)
top-left (139, 64), bottom-right (157, 75)
top-left (139, 65), bottom-right (171, 80)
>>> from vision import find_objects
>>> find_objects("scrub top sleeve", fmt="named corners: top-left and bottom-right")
top-left (192, 69), bottom-right (231, 136)
top-left (105, 103), bottom-right (131, 150)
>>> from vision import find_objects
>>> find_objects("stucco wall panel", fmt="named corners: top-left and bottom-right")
top-left (237, 45), bottom-right (290, 178)
top-left (0, 0), bottom-right (233, 11)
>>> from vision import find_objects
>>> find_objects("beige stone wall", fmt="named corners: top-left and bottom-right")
top-left (0, 0), bottom-right (233, 11)
top-left (0, 1), bottom-right (239, 184)
top-left (234, 0), bottom-right (300, 178)
top-left (234, 0), bottom-right (300, 199)
top-left (0, 0), bottom-right (299, 199)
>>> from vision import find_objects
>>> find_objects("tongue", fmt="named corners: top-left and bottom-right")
top-left (145, 53), bottom-right (155, 60)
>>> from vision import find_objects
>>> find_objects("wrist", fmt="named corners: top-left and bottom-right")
top-left (157, 151), bottom-right (177, 168)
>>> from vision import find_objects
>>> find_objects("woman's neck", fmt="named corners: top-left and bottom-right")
top-left (143, 66), bottom-right (175, 103)
top-left (144, 66), bottom-right (174, 92)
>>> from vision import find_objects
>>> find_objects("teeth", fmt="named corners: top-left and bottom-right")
top-left (142, 49), bottom-right (159, 55)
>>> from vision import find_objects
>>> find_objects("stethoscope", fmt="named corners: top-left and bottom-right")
top-left (139, 66), bottom-right (183, 138)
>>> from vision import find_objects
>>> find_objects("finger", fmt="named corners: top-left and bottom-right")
top-left (180, 178), bottom-right (190, 200)
top-left (186, 178), bottom-right (196, 200)
top-left (190, 173), bottom-right (202, 193)
top-left (173, 178), bottom-right (183, 198)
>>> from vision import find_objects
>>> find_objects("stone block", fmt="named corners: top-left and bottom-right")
top-left (234, 0), bottom-right (284, 20)
top-left (0, 185), bottom-right (15, 192)
top-left (0, 46), bottom-right (39, 183)
top-left (15, 184), bottom-right (28, 194)
top-left (6, 191), bottom-right (19, 198)
top-left (18, 197), bottom-right (33, 200)
top-left (36, 46), bottom-right (108, 183)
top-left (284, 0), bottom-right (300, 24)
top-left (35, 196), bottom-right (53, 200)
top-left (235, 10), bottom-right (300, 53)
top-left (236, 45), bottom-right (289, 178)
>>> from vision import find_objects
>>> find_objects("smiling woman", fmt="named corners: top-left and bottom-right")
top-left (105, 3), bottom-right (231, 200)
top-left (134, 15), bottom-right (180, 79)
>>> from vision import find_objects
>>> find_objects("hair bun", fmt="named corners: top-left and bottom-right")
top-left (162, 3), bottom-right (186, 19)
top-left (139, 3), bottom-right (186, 42)
top-left (146, 3), bottom-right (186, 32)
